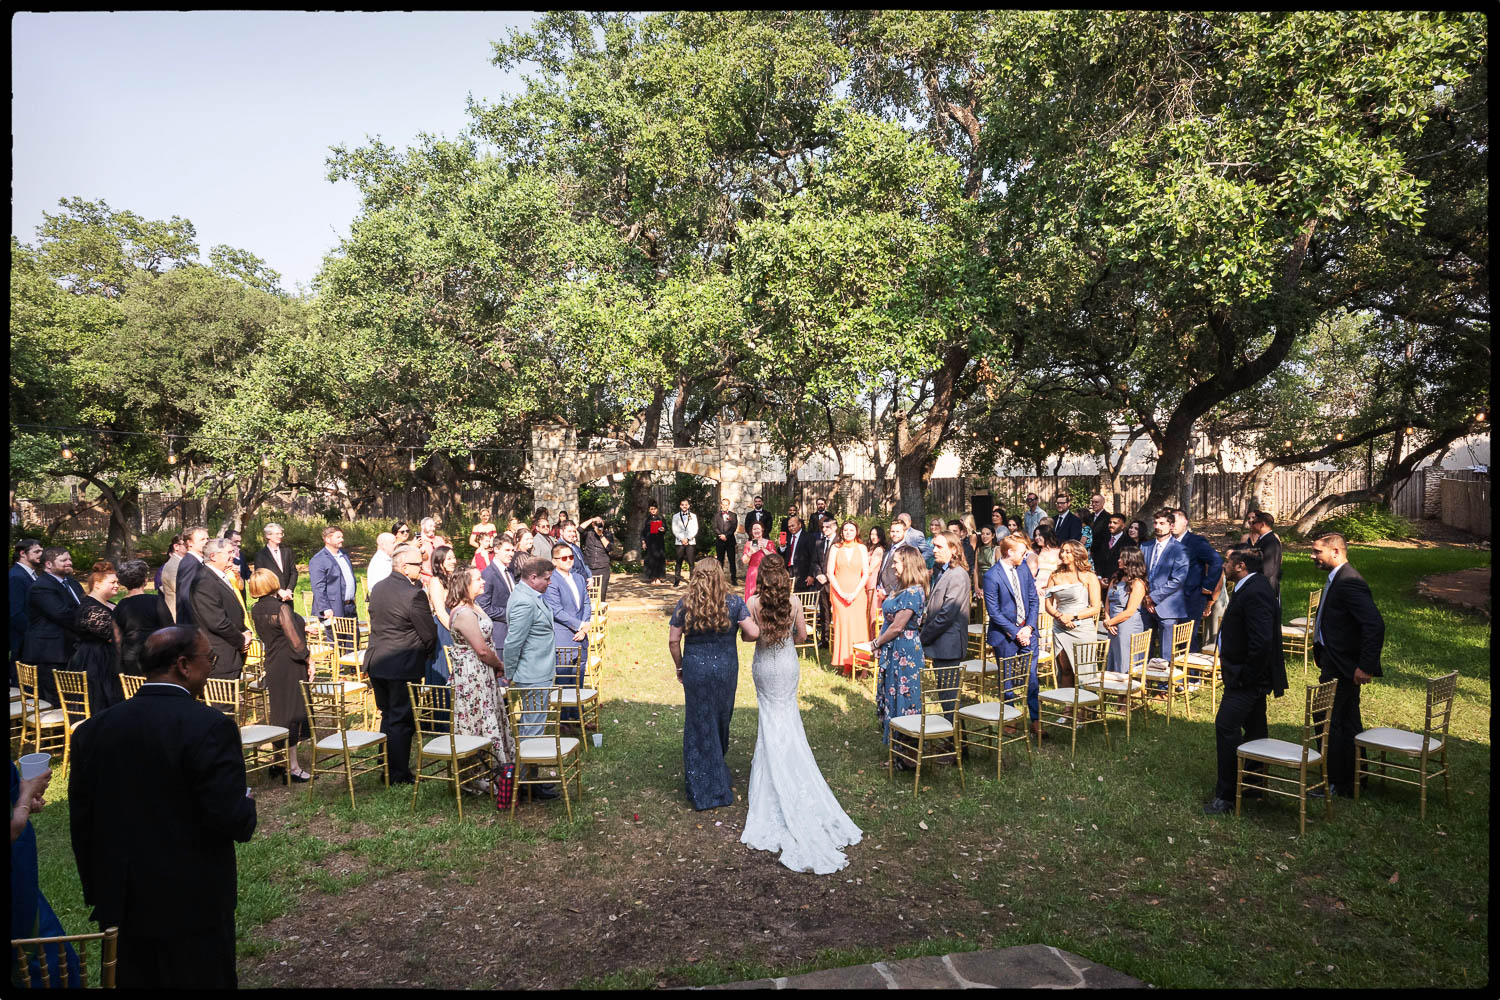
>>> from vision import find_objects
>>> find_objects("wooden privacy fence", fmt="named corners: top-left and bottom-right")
top-left (1439, 477), bottom-right (1490, 538)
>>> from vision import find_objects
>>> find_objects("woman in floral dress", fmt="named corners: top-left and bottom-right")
top-left (873, 547), bottom-right (928, 758)
top-left (445, 566), bottom-right (515, 791)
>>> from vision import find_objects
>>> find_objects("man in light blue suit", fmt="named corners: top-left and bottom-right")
top-left (1140, 509), bottom-right (1191, 658)
top-left (502, 556), bottom-right (561, 800)
top-left (984, 534), bottom-right (1041, 738)
top-left (1172, 509), bottom-right (1224, 652)
top-left (543, 541), bottom-right (592, 725)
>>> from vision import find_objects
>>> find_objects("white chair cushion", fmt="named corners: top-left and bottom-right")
top-left (1355, 727), bottom-right (1443, 754)
top-left (551, 688), bottom-right (599, 704)
top-left (9, 686), bottom-right (20, 701)
top-left (518, 736), bottom-right (581, 761)
top-left (852, 642), bottom-right (873, 654)
top-left (241, 724), bottom-right (290, 746)
top-left (1280, 625), bottom-right (1307, 636)
top-left (1097, 674), bottom-right (1144, 693)
top-left (1238, 738), bottom-right (1322, 765)
top-left (1143, 664), bottom-right (1185, 680)
top-left (422, 733), bottom-right (492, 756)
top-left (246, 677), bottom-right (267, 691)
top-left (315, 729), bottom-right (386, 751)
top-left (961, 659), bottom-right (997, 674)
top-left (332, 680), bottom-right (368, 695)
top-left (1288, 617), bottom-right (1310, 628)
top-left (1038, 687), bottom-right (1101, 706)
top-left (967, 624), bottom-right (987, 635)
top-left (957, 702), bottom-right (1022, 724)
top-left (1182, 652), bottom-right (1217, 666)
top-left (11, 698), bottom-right (55, 718)
top-left (889, 714), bottom-right (954, 737)
top-left (339, 650), bottom-right (367, 667)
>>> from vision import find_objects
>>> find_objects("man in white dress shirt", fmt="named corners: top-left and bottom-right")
top-left (365, 532), bottom-right (397, 591)
top-left (671, 498), bottom-right (699, 587)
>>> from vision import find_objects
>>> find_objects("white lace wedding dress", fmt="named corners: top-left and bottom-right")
top-left (740, 635), bottom-right (863, 874)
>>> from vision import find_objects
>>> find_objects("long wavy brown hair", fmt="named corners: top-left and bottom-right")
top-left (683, 557), bottom-right (731, 634)
top-left (754, 556), bottom-right (795, 647)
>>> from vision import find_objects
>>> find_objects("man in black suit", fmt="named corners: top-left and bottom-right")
top-left (779, 503), bottom-right (801, 541)
top-left (1052, 493), bottom-right (1083, 543)
top-left (22, 546), bottom-right (85, 704)
top-left (174, 525), bottom-right (209, 625)
top-left (1093, 513), bottom-right (1128, 581)
top-left (10, 538), bottom-right (42, 683)
top-left (743, 495), bottom-right (773, 541)
top-left (813, 517), bottom-right (839, 645)
top-left (365, 544), bottom-right (437, 783)
top-left (1248, 511), bottom-right (1283, 599)
top-left (1308, 532), bottom-right (1385, 798)
top-left (712, 497), bottom-right (739, 584)
top-left (808, 496), bottom-right (835, 535)
top-left (1204, 547), bottom-right (1288, 814)
top-left (69, 626), bottom-right (257, 987)
top-left (252, 521), bottom-right (297, 600)
top-left (189, 538), bottom-right (253, 679)
top-left (476, 536), bottom-right (519, 656)
top-left (781, 515), bottom-right (817, 593)
top-left (1086, 494), bottom-right (1111, 567)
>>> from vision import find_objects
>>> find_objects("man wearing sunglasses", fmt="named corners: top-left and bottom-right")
top-left (364, 544), bottom-right (437, 784)
top-left (544, 541), bottom-right (593, 728)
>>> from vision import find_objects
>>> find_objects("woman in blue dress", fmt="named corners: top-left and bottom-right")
top-left (874, 548), bottom-right (928, 761)
top-left (1103, 546), bottom-right (1150, 674)
top-left (668, 558), bottom-right (760, 810)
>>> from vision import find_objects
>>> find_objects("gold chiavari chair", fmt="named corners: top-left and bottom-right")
top-left (409, 682), bottom-right (493, 820)
top-left (794, 592), bottom-right (822, 666)
top-left (1095, 629), bottom-right (1151, 743)
top-left (1035, 614), bottom-right (1058, 689)
top-left (1038, 639), bottom-right (1111, 758)
top-left (50, 670), bottom-right (94, 774)
top-left (323, 616), bottom-right (372, 729)
top-left (1283, 588), bottom-right (1320, 679)
top-left (204, 677), bottom-right (291, 785)
top-left (851, 641), bottom-right (877, 690)
top-left (551, 645), bottom-right (599, 745)
top-left (506, 683), bottom-right (584, 821)
top-left (1182, 633), bottom-right (1223, 714)
top-left (300, 680), bottom-right (388, 808)
top-left (15, 664), bottom-right (65, 758)
top-left (1142, 621), bottom-right (1193, 724)
top-left (585, 613), bottom-right (609, 695)
top-left (300, 591), bottom-right (313, 616)
top-left (956, 652), bottom-right (1032, 781)
top-left (887, 664), bottom-right (964, 794)
top-left (1237, 678), bottom-right (1337, 835)
top-left (10, 925), bottom-right (118, 988)
top-left (120, 674), bottom-right (146, 699)
top-left (586, 575), bottom-right (606, 617)
top-left (1354, 670), bottom-right (1459, 820)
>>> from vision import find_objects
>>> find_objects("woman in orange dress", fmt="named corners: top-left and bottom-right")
top-left (829, 520), bottom-right (872, 673)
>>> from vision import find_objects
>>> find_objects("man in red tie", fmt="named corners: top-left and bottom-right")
top-left (1093, 512), bottom-right (1128, 580)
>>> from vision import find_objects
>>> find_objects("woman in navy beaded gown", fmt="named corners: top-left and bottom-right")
top-left (668, 558), bottom-right (760, 810)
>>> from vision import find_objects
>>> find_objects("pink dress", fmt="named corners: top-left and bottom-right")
top-left (743, 539), bottom-right (772, 597)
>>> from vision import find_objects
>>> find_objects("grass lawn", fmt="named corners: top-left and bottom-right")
top-left (28, 544), bottom-right (1490, 988)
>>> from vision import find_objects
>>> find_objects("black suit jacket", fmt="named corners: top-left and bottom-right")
top-left (10, 564), bottom-right (36, 663)
top-left (782, 530), bottom-right (816, 589)
top-left (365, 575), bottom-right (437, 680)
top-left (190, 569), bottom-right (246, 677)
top-left (712, 511), bottom-right (738, 541)
top-left (175, 553), bottom-right (204, 625)
top-left (476, 560), bottom-right (515, 652)
top-left (1313, 564), bottom-right (1385, 681)
top-left (1088, 511), bottom-right (1111, 562)
top-left (1253, 532), bottom-right (1283, 596)
top-left (1095, 532), bottom-right (1126, 581)
top-left (22, 572), bottom-right (85, 664)
top-left (744, 509), bottom-right (773, 539)
top-left (252, 544), bottom-right (298, 592)
top-left (1216, 573), bottom-right (1286, 696)
top-left (69, 685), bottom-right (256, 931)
top-left (1053, 510), bottom-right (1083, 543)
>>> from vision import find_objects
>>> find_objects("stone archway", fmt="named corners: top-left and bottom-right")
top-left (527, 421), bottom-right (771, 522)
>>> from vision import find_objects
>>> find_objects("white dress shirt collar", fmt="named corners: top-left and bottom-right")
top-left (17, 562), bottom-right (38, 580)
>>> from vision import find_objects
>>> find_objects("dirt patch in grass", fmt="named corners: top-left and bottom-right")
top-left (1416, 566), bottom-right (1491, 618)
top-left (239, 795), bottom-right (1000, 989)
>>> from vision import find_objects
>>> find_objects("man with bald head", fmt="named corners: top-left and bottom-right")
top-left (1308, 532), bottom-right (1385, 799)
top-left (366, 531), bottom-right (397, 591)
top-left (69, 626), bottom-right (257, 987)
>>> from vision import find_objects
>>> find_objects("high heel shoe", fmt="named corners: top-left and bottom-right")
top-left (290, 770), bottom-right (312, 783)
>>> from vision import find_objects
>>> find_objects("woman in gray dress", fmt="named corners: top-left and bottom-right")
top-left (1103, 547), bottom-right (1149, 675)
top-left (1042, 540), bottom-right (1101, 688)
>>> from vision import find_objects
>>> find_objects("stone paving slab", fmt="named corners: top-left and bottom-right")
top-left (691, 944), bottom-right (1145, 989)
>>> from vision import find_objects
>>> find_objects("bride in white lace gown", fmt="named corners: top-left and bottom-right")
top-left (741, 558), bottom-right (862, 875)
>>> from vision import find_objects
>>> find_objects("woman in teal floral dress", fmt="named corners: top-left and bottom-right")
top-left (874, 548), bottom-right (929, 748)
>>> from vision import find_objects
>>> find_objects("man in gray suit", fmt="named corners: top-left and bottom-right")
top-left (921, 531), bottom-right (972, 725)
top-left (503, 557), bottom-right (560, 800)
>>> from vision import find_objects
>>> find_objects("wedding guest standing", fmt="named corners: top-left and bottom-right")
top-left (173, 526), bottom-right (208, 626)
top-left (248, 568), bottom-right (312, 782)
top-left (112, 560), bottom-right (172, 676)
top-left (580, 516), bottom-right (615, 601)
top-left (742, 520), bottom-right (774, 599)
top-left (1042, 540), bottom-right (1101, 689)
top-left (1172, 508), bottom-right (1224, 651)
top-left (1094, 512), bottom-right (1129, 582)
top-left (712, 498), bottom-right (739, 585)
top-left (190, 539), bottom-right (253, 680)
top-left (1309, 533), bottom-right (1385, 799)
top-left (668, 558), bottom-right (759, 810)
top-left (920, 531), bottom-right (970, 722)
top-left (1250, 511), bottom-right (1284, 600)
top-left (476, 535), bottom-right (519, 652)
top-left (873, 548), bottom-right (928, 759)
top-left (528, 514), bottom-right (553, 562)
top-left (67, 565), bottom-right (125, 714)
top-left (424, 546), bottom-right (459, 689)
top-left (1052, 493), bottom-right (1083, 543)
top-left (814, 517), bottom-right (839, 646)
top-left (545, 541), bottom-right (593, 724)
top-left (985, 534), bottom-right (1042, 742)
top-left (1087, 494), bottom-right (1111, 568)
top-left (1141, 509), bottom-right (1190, 657)
top-left (1126, 519), bottom-right (1148, 548)
top-left (671, 498), bottom-right (700, 586)
top-left (308, 526), bottom-right (357, 648)
top-left (12, 762), bottom-right (82, 987)
top-left (640, 502), bottom-right (668, 585)
top-left (1103, 547), bottom-right (1150, 676)
top-left (445, 565), bottom-right (514, 794)
top-left (828, 520), bottom-right (871, 673)
top-left (23, 547), bottom-right (85, 704)
top-left (10, 538), bottom-right (42, 683)
top-left (502, 557), bottom-right (560, 800)
top-left (365, 532), bottom-right (397, 592)
top-left (366, 546), bottom-right (437, 785)
top-left (972, 524), bottom-right (998, 596)
top-left (1030, 524), bottom-right (1061, 590)
top-left (252, 523), bottom-right (297, 600)
top-left (743, 495), bottom-right (773, 541)
top-left (1022, 493), bottom-right (1046, 537)
top-left (864, 525), bottom-right (888, 636)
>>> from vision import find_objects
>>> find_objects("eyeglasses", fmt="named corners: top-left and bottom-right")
top-left (555, 555), bottom-right (575, 562)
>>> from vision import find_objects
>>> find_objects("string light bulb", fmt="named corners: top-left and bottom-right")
top-left (1404, 426), bottom-right (1414, 435)
top-left (261, 455), bottom-right (271, 470)
top-left (468, 453), bottom-right (476, 472)
top-left (408, 450), bottom-right (417, 472)
top-left (1284, 439), bottom-right (1293, 448)
top-left (1477, 411), bottom-right (1487, 422)
top-left (60, 441), bottom-right (73, 460)
top-left (1335, 432), bottom-right (1344, 441)
top-left (166, 438), bottom-right (177, 465)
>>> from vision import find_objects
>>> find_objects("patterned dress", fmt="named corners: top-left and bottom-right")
top-left (447, 604), bottom-right (515, 778)
top-left (875, 586), bottom-right (925, 744)
top-left (673, 593), bottom-right (752, 810)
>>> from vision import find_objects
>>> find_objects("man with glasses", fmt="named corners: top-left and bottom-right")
top-left (1052, 493), bottom-right (1082, 544)
top-left (545, 542), bottom-right (593, 727)
top-left (1022, 494), bottom-right (1046, 538)
top-left (504, 557), bottom-right (561, 800)
top-left (365, 545), bottom-right (437, 784)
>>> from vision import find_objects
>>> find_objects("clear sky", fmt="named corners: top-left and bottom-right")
top-left (12, 11), bottom-right (537, 293)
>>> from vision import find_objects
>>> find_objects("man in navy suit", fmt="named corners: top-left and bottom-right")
top-left (1172, 509), bottom-right (1224, 651)
top-left (984, 534), bottom-right (1041, 741)
top-left (544, 541), bottom-right (593, 725)
top-left (308, 525), bottom-right (358, 652)
top-left (173, 526), bottom-right (209, 625)
top-left (477, 535), bottom-right (519, 657)
top-left (1052, 493), bottom-right (1083, 544)
top-left (9, 538), bottom-right (42, 683)
top-left (1140, 509), bottom-right (1191, 658)
top-left (22, 546), bottom-right (86, 704)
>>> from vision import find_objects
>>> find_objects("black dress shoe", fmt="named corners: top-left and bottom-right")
top-left (1203, 797), bottom-right (1234, 815)
top-left (530, 783), bottom-right (560, 800)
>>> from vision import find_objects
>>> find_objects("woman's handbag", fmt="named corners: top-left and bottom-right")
top-left (494, 762), bottom-right (516, 810)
